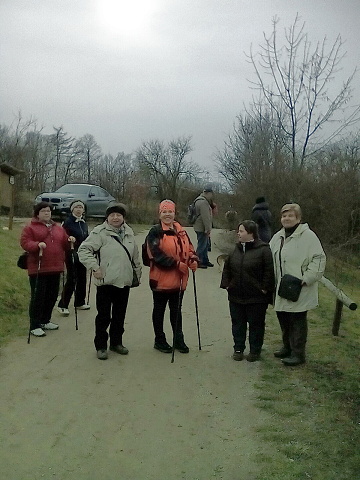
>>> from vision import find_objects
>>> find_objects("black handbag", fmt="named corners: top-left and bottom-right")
top-left (17, 252), bottom-right (28, 269)
top-left (113, 237), bottom-right (140, 288)
top-left (278, 274), bottom-right (302, 302)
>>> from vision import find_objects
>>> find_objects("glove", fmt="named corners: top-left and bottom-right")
top-left (189, 260), bottom-right (198, 272)
top-left (178, 261), bottom-right (188, 275)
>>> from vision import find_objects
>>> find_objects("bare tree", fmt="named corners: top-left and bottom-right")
top-left (49, 126), bottom-right (75, 189)
top-left (136, 136), bottom-right (200, 202)
top-left (76, 134), bottom-right (102, 183)
top-left (247, 14), bottom-right (360, 168)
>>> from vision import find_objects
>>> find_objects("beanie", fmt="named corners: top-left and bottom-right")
top-left (70, 200), bottom-right (85, 212)
top-left (105, 203), bottom-right (127, 218)
top-left (256, 196), bottom-right (266, 204)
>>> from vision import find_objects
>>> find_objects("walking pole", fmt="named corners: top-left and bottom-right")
top-left (28, 247), bottom-right (43, 344)
top-left (192, 270), bottom-right (202, 350)
top-left (86, 270), bottom-right (92, 305)
top-left (70, 243), bottom-right (78, 331)
top-left (171, 276), bottom-right (183, 364)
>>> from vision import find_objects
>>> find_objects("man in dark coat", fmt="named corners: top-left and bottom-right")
top-left (251, 196), bottom-right (272, 243)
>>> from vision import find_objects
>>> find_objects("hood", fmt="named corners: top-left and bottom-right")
top-left (252, 201), bottom-right (269, 211)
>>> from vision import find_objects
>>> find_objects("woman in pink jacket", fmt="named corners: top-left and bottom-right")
top-left (20, 202), bottom-right (74, 337)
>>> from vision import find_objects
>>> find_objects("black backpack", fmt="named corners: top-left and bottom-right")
top-left (187, 198), bottom-right (200, 225)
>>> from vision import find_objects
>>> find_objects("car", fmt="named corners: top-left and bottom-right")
top-left (34, 183), bottom-right (117, 218)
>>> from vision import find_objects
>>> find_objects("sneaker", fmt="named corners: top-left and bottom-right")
top-left (97, 349), bottom-right (108, 360)
top-left (206, 262), bottom-right (214, 267)
top-left (57, 307), bottom-right (70, 316)
top-left (174, 341), bottom-right (189, 353)
top-left (30, 328), bottom-right (46, 337)
top-left (246, 353), bottom-right (260, 362)
top-left (76, 304), bottom-right (90, 310)
top-left (110, 345), bottom-right (129, 355)
top-left (154, 341), bottom-right (172, 353)
top-left (232, 351), bottom-right (244, 361)
top-left (41, 322), bottom-right (59, 330)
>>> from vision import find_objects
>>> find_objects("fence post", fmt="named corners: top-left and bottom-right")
top-left (332, 299), bottom-right (344, 336)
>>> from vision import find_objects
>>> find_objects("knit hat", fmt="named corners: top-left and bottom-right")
top-left (70, 200), bottom-right (85, 212)
top-left (105, 203), bottom-right (127, 218)
top-left (203, 184), bottom-right (213, 193)
top-left (159, 199), bottom-right (176, 213)
top-left (256, 196), bottom-right (266, 204)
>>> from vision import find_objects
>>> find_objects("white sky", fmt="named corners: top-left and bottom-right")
top-left (1, 0), bottom-right (359, 172)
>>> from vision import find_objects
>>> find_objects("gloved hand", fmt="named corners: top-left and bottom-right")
top-left (189, 260), bottom-right (198, 272)
top-left (178, 261), bottom-right (188, 275)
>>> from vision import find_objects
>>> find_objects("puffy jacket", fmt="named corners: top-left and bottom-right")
top-left (147, 221), bottom-right (197, 292)
top-left (193, 195), bottom-right (213, 232)
top-left (20, 219), bottom-right (69, 276)
top-left (78, 221), bottom-right (141, 289)
top-left (220, 239), bottom-right (274, 304)
top-left (62, 215), bottom-right (88, 250)
top-left (251, 201), bottom-right (272, 243)
top-left (269, 223), bottom-right (326, 312)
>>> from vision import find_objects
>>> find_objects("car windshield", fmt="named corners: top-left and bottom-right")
top-left (55, 185), bottom-right (90, 194)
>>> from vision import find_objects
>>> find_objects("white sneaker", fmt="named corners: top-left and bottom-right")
top-left (41, 322), bottom-right (59, 330)
top-left (30, 328), bottom-right (46, 337)
top-left (57, 307), bottom-right (70, 316)
top-left (76, 304), bottom-right (90, 310)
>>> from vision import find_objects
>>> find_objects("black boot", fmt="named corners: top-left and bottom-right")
top-left (174, 333), bottom-right (189, 353)
top-left (274, 347), bottom-right (291, 358)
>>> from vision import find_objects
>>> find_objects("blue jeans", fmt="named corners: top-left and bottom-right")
top-left (196, 231), bottom-right (209, 265)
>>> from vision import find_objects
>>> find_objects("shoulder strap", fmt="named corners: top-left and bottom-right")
top-left (113, 236), bottom-right (134, 266)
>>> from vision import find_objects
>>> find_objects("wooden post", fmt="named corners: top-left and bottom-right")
top-left (332, 299), bottom-right (343, 336)
top-left (8, 179), bottom-right (15, 231)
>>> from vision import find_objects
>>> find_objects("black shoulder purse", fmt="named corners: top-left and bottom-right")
top-left (278, 238), bottom-right (302, 302)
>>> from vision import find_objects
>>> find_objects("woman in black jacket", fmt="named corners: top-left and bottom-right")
top-left (220, 220), bottom-right (274, 361)
top-left (57, 200), bottom-right (90, 315)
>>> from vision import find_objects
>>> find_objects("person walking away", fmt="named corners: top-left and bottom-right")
top-left (20, 202), bottom-right (75, 337)
top-left (145, 199), bottom-right (198, 353)
top-left (251, 196), bottom-right (272, 243)
top-left (220, 220), bottom-right (274, 362)
top-left (57, 200), bottom-right (90, 315)
top-left (78, 204), bottom-right (141, 360)
top-left (270, 203), bottom-right (326, 366)
top-left (193, 185), bottom-right (214, 268)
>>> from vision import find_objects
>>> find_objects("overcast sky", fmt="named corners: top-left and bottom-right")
top-left (1, 0), bottom-right (359, 172)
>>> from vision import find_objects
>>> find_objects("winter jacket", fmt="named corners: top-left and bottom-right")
top-left (251, 201), bottom-right (272, 243)
top-left (193, 195), bottom-right (213, 233)
top-left (20, 219), bottom-right (69, 276)
top-left (269, 223), bottom-right (326, 312)
top-left (220, 239), bottom-right (274, 304)
top-left (147, 221), bottom-right (197, 292)
top-left (78, 221), bottom-right (141, 289)
top-left (62, 215), bottom-right (88, 250)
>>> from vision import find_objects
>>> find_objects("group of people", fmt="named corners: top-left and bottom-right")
top-left (21, 191), bottom-right (326, 367)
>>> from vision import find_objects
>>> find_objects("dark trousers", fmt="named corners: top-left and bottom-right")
top-left (229, 301), bottom-right (268, 354)
top-left (29, 274), bottom-right (60, 329)
top-left (276, 311), bottom-right (308, 360)
top-left (196, 231), bottom-right (210, 266)
top-left (152, 290), bottom-right (184, 344)
top-left (58, 256), bottom-right (87, 308)
top-left (94, 285), bottom-right (130, 351)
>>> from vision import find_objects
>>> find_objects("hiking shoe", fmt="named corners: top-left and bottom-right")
top-left (41, 322), bottom-right (59, 330)
top-left (76, 304), bottom-right (90, 310)
top-left (30, 328), bottom-right (46, 337)
top-left (232, 351), bottom-right (244, 361)
top-left (97, 349), bottom-right (108, 360)
top-left (198, 264), bottom-right (208, 269)
top-left (282, 356), bottom-right (305, 366)
top-left (246, 353), bottom-right (260, 362)
top-left (110, 345), bottom-right (129, 355)
top-left (154, 342), bottom-right (172, 353)
top-left (274, 348), bottom-right (291, 358)
top-left (174, 341), bottom-right (189, 353)
top-left (57, 307), bottom-right (70, 316)
top-left (206, 262), bottom-right (214, 267)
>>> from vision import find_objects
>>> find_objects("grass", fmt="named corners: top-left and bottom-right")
top-left (2, 222), bottom-right (360, 478)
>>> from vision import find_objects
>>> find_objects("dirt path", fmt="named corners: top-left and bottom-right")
top-left (0, 229), bottom-right (268, 480)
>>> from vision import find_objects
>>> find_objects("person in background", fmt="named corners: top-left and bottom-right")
top-left (270, 203), bottom-right (326, 366)
top-left (20, 202), bottom-right (75, 337)
top-left (145, 199), bottom-right (198, 354)
top-left (78, 204), bottom-right (141, 360)
top-left (193, 185), bottom-right (214, 268)
top-left (57, 200), bottom-right (90, 315)
top-left (207, 200), bottom-right (218, 252)
top-left (220, 220), bottom-right (274, 362)
top-left (251, 196), bottom-right (272, 243)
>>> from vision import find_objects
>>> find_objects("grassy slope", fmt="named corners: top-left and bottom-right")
top-left (1, 222), bottom-right (360, 478)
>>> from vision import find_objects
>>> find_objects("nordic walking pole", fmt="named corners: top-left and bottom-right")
top-left (192, 270), bottom-right (201, 350)
top-left (28, 247), bottom-right (43, 344)
top-left (70, 242), bottom-right (78, 331)
top-left (86, 270), bottom-right (92, 305)
top-left (171, 276), bottom-right (183, 364)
